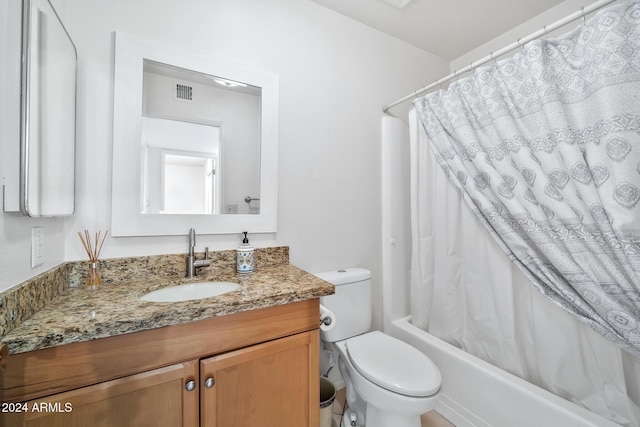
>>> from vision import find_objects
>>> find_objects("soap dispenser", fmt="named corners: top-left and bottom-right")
top-left (236, 231), bottom-right (254, 273)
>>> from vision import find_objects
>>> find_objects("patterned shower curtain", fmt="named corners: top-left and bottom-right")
top-left (414, 0), bottom-right (640, 357)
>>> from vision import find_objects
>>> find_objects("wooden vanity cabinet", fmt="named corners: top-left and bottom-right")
top-left (3, 360), bottom-right (200, 427)
top-left (1, 300), bottom-right (320, 427)
top-left (200, 331), bottom-right (316, 427)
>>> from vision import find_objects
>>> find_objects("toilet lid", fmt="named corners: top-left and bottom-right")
top-left (346, 331), bottom-right (441, 397)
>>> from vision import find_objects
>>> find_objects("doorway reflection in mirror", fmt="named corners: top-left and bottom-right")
top-left (141, 117), bottom-right (220, 214)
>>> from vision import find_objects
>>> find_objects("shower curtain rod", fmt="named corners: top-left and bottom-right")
top-left (382, 0), bottom-right (618, 112)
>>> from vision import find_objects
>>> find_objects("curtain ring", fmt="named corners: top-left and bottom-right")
top-left (517, 38), bottom-right (523, 52)
top-left (581, 6), bottom-right (586, 25)
top-left (490, 51), bottom-right (495, 65)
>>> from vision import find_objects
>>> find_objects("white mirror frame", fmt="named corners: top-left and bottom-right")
top-left (111, 32), bottom-right (278, 236)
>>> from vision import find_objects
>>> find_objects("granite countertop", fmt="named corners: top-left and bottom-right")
top-left (1, 264), bottom-right (334, 355)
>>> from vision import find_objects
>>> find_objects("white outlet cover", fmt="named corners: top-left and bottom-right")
top-left (31, 227), bottom-right (44, 268)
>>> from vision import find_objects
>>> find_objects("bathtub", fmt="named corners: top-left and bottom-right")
top-left (389, 316), bottom-right (620, 427)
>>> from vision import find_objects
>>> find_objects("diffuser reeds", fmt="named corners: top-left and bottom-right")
top-left (78, 230), bottom-right (108, 289)
top-left (78, 230), bottom-right (108, 262)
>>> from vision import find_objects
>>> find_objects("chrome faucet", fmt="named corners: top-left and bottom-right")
top-left (186, 228), bottom-right (210, 278)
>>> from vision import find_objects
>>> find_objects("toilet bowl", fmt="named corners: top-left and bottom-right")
top-left (336, 332), bottom-right (441, 427)
top-left (316, 268), bottom-right (441, 427)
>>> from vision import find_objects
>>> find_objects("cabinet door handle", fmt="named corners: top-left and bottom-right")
top-left (205, 377), bottom-right (215, 388)
top-left (185, 380), bottom-right (197, 391)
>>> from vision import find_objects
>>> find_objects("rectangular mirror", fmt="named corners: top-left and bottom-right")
top-left (111, 32), bottom-right (278, 236)
top-left (20, 0), bottom-right (76, 216)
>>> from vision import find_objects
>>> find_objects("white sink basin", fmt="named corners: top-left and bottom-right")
top-left (140, 281), bottom-right (240, 302)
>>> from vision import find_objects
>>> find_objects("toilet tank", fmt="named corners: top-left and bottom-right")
top-left (316, 268), bottom-right (372, 342)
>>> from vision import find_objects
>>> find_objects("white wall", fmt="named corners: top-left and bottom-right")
top-left (11, 0), bottom-right (447, 330)
top-left (451, 0), bottom-right (601, 72)
top-left (0, 216), bottom-right (67, 293)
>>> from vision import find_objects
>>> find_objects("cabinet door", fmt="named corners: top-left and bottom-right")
top-left (2, 360), bottom-right (199, 427)
top-left (200, 329), bottom-right (319, 427)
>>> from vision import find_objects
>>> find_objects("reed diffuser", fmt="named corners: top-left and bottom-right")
top-left (78, 230), bottom-right (108, 290)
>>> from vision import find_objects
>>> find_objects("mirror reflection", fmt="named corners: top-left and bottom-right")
top-left (141, 116), bottom-right (219, 214)
top-left (141, 60), bottom-right (261, 215)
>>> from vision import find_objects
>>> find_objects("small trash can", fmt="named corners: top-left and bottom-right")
top-left (319, 376), bottom-right (336, 427)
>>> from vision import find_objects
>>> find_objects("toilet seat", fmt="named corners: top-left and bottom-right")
top-left (345, 331), bottom-right (441, 397)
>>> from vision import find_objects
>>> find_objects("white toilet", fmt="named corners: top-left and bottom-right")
top-left (317, 268), bottom-right (441, 427)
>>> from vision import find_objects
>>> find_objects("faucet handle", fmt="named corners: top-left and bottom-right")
top-left (189, 228), bottom-right (196, 247)
top-left (194, 247), bottom-right (211, 268)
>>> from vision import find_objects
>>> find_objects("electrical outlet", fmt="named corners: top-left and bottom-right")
top-left (31, 227), bottom-right (44, 268)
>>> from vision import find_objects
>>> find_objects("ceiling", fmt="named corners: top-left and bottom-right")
top-left (144, 60), bottom-right (261, 96)
top-left (310, 0), bottom-right (565, 60)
